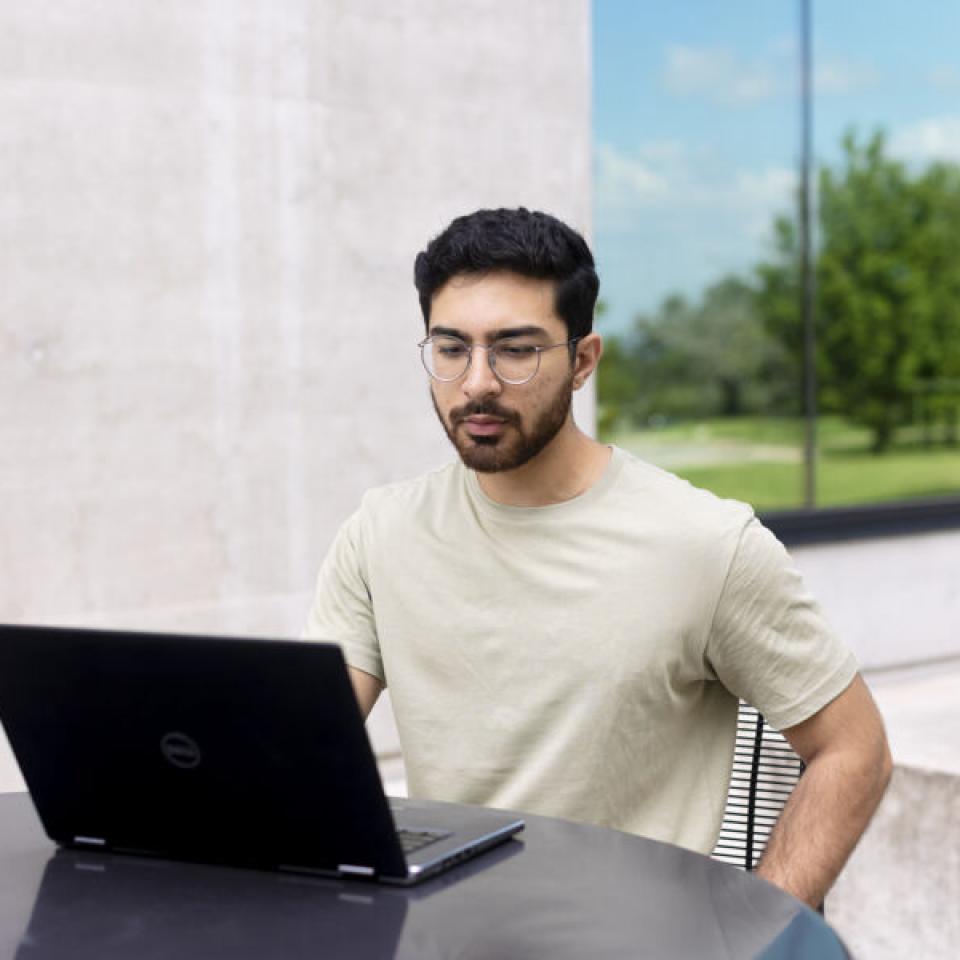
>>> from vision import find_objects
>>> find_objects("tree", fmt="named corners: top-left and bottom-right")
top-left (615, 276), bottom-right (792, 423)
top-left (758, 131), bottom-right (960, 452)
top-left (596, 331), bottom-right (644, 435)
top-left (909, 162), bottom-right (960, 445)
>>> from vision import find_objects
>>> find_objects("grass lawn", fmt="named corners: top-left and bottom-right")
top-left (608, 417), bottom-right (960, 510)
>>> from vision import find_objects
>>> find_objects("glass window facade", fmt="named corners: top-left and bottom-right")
top-left (593, 0), bottom-right (960, 512)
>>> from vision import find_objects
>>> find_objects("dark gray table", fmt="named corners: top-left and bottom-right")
top-left (0, 792), bottom-right (847, 958)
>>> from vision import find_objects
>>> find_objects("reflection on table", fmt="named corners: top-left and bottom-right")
top-left (1, 793), bottom-right (848, 959)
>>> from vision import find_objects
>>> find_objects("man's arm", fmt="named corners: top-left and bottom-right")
top-left (756, 673), bottom-right (893, 907)
top-left (349, 666), bottom-right (384, 720)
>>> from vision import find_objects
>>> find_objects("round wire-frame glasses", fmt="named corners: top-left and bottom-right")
top-left (418, 335), bottom-right (581, 386)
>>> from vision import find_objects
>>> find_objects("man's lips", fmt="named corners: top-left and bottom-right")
top-left (461, 415), bottom-right (508, 436)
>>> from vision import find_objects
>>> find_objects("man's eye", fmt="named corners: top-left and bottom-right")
top-left (437, 343), bottom-right (468, 357)
top-left (498, 344), bottom-right (537, 357)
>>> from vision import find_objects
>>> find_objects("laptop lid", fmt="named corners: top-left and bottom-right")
top-left (0, 624), bottom-right (410, 879)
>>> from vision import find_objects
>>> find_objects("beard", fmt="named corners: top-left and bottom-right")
top-left (431, 375), bottom-right (574, 474)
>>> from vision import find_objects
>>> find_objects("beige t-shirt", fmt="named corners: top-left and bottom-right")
top-left (303, 447), bottom-right (858, 853)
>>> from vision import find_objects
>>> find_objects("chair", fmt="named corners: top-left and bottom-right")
top-left (712, 701), bottom-right (805, 872)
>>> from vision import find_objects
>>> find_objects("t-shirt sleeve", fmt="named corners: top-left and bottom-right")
top-left (301, 509), bottom-right (385, 684)
top-left (704, 517), bottom-right (858, 731)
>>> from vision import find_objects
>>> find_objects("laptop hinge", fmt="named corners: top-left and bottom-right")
top-left (337, 863), bottom-right (375, 877)
top-left (73, 836), bottom-right (106, 846)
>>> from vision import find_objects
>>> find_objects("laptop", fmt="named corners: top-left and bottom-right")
top-left (0, 624), bottom-right (524, 885)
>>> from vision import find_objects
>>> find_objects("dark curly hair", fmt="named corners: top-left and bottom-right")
top-left (413, 208), bottom-right (599, 340)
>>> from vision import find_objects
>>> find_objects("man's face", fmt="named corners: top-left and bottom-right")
top-left (426, 271), bottom-right (576, 474)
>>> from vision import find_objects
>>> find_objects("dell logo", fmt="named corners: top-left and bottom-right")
top-left (160, 732), bottom-right (202, 769)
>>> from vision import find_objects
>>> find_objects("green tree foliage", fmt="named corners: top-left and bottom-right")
top-left (597, 276), bottom-right (792, 432)
top-left (758, 131), bottom-right (960, 452)
top-left (599, 130), bottom-right (960, 448)
top-left (596, 332), bottom-right (642, 437)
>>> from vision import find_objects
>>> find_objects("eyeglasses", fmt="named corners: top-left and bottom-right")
top-left (418, 335), bottom-right (580, 386)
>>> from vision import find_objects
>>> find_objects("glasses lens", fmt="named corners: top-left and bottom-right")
top-left (492, 340), bottom-right (539, 384)
top-left (424, 336), bottom-right (470, 381)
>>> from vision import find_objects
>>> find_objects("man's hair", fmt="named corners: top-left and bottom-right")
top-left (413, 208), bottom-right (599, 340)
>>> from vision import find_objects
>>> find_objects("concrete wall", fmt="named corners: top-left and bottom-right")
top-left (791, 529), bottom-right (960, 671)
top-left (0, 0), bottom-right (593, 786)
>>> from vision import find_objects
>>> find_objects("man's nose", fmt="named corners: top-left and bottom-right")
top-left (461, 346), bottom-right (502, 397)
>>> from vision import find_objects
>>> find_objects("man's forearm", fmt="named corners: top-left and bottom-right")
top-left (756, 739), bottom-right (892, 907)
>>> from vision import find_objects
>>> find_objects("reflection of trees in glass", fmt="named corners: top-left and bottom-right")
top-left (600, 130), bottom-right (960, 454)
top-left (598, 277), bottom-right (793, 436)
top-left (658, 280), bottom-right (793, 413)
top-left (761, 130), bottom-right (960, 452)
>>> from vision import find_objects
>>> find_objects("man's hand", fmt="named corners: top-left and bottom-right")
top-left (756, 673), bottom-right (893, 907)
top-left (348, 666), bottom-right (384, 719)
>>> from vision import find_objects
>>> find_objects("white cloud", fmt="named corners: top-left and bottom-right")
top-left (733, 167), bottom-right (796, 204)
top-left (595, 141), bottom-right (795, 241)
top-left (660, 46), bottom-right (876, 102)
top-left (768, 34), bottom-right (797, 58)
top-left (927, 65), bottom-right (960, 91)
top-left (890, 116), bottom-right (960, 163)
top-left (594, 143), bottom-right (669, 213)
top-left (731, 168), bottom-right (797, 242)
top-left (594, 150), bottom-right (797, 329)
top-left (632, 139), bottom-right (688, 165)
top-left (662, 45), bottom-right (778, 105)
top-left (594, 141), bottom-right (798, 328)
top-left (814, 58), bottom-right (879, 95)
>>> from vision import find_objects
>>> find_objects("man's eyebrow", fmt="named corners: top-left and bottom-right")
top-left (429, 325), bottom-right (549, 343)
top-left (490, 326), bottom-right (549, 342)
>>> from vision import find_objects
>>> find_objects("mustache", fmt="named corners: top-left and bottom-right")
top-left (450, 401), bottom-right (519, 426)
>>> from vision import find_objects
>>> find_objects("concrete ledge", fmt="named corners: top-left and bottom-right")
top-left (828, 764), bottom-right (960, 959)
top-left (827, 663), bottom-right (960, 959)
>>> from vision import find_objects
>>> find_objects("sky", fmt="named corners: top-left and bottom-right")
top-left (592, 0), bottom-right (960, 336)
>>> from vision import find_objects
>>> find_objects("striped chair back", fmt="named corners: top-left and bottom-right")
top-left (712, 701), bottom-right (805, 871)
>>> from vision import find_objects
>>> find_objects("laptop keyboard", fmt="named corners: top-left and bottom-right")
top-left (396, 828), bottom-right (452, 856)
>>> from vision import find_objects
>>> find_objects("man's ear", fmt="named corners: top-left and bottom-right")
top-left (573, 333), bottom-right (603, 390)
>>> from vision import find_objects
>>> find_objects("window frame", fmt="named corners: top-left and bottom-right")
top-left (762, 497), bottom-right (960, 547)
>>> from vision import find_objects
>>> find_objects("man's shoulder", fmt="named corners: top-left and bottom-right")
top-left (611, 446), bottom-right (755, 532)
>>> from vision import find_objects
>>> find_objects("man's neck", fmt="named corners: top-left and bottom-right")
top-left (475, 425), bottom-right (612, 507)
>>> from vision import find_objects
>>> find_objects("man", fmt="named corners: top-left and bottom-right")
top-left (304, 207), bottom-right (892, 907)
